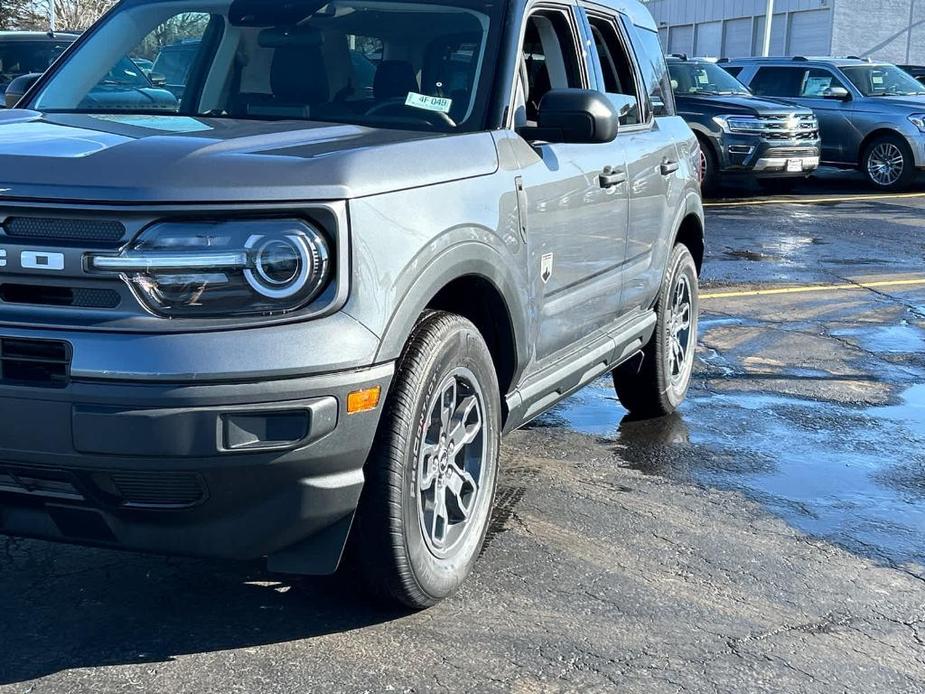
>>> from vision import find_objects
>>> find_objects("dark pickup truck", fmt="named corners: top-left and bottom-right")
top-left (667, 56), bottom-right (821, 193)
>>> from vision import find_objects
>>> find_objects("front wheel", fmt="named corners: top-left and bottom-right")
top-left (862, 134), bottom-right (916, 191)
top-left (613, 244), bottom-right (699, 418)
top-left (348, 311), bottom-right (501, 609)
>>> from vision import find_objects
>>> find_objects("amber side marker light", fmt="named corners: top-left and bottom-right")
top-left (347, 386), bottom-right (381, 414)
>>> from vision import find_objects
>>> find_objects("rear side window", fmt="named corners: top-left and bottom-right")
top-left (722, 65), bottom-right (743, 78)
top-left (587, 15), bottom-right (641, 125)
top-left (627, 25), bottom-right (674, 116)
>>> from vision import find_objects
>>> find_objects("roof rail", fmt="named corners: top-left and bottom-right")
top-left (792, 56), bottom-right (808, 61)
top-left (669, 53), bottom-right (688, 61)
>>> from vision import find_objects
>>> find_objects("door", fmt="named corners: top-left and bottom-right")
top-left (510, 6), bottom-right (630, 366)
top-left (612, 15), bottom-right (682, 314)
top-left (787, 9), bottom-right (832, 56)
top-left (748, 65), bottom-right (856, 163)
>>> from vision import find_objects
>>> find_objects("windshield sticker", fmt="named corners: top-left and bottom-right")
top-left (88, 115), bottom-right (213, 133)
top-left (405, 92), bottom-right (453, 114)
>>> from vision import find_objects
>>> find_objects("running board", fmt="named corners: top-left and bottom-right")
top-left (504, 310), bottom-right (656, 432)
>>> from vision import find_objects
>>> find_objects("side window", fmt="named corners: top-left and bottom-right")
top-left (799, 68), bottom-right (847, 97)
top-left (520, 10), bottom-right (583, 123)
top-left (749, 66), bottom-right (805, 97)
top-left (587, 15), bottom-right (641, 125)
top-left (722, 65), bottom-right (744, 78)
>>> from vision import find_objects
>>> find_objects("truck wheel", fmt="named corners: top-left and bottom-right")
top-left (349, 311), bottom-right (501, 609)
top-left (698, 138), bottom-right (720, 197)
top-left (862, 134), bottom-right (915, 191)
top-left (613, 244), bottom-right (698, 418)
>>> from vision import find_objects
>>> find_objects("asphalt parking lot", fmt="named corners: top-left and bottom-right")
top-left (2, 170), bottom-right (925, 693)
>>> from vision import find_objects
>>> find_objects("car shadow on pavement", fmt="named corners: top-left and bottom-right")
top-left (0, 543), bottom-right (407, 686)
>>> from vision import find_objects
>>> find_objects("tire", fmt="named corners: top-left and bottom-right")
top-left (613, 244), bottom-right (698, 418)
top-left (698, 137), bottom-right (720, 197)
top-left (348, 310), bottom-right (501, 609)
top-left (862, 134), bottom-right (916, 191)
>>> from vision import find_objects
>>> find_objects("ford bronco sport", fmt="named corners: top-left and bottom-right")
top-left (0, 0), bottom-right (703, 608)
top-left (667, 55), bottom-right (820, 195)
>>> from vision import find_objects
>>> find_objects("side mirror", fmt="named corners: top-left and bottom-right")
top-left (5, 73), bottom-right (41, 108)
top-left (149, 72), bottom-right (167, 87)
top-left (519, 88), bottom-right (619, 144)
top-left (823, 86), bottom-right (851, 100)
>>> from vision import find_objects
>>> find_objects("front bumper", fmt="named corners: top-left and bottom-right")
top-left (715, 132), bottom-right (822, 178)
top-left (0, 323), bottom-right (393, 574)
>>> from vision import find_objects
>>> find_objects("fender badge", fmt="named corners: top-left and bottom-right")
top-left (541, 253), bottom-right (553, 284)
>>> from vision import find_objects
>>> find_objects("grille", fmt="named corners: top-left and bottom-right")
top-left (766, 147), bottom-right (820, 158)
top-left (0, 284), bottom-right (121, 309)
top-left (109, 472), bottom-right (207, 509)
top-left (0, 337), bottom-right (71, 388)
top-left (3, 217), bottom-right (126, 243)
top-left (755, 113), bottom-right (819, 141)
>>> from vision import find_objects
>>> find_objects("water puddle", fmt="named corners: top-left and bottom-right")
top-left (830, 323), bottom-right (925, 354)
top-left (538, 378), bottom-right (925, 567)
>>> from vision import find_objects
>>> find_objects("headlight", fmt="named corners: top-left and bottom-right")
top-left (908, 113), bottom-right (925, 133)
top-left (89, 219), bottom-right (330, 317)
top-left (713, 115), bottom-right (764, 134)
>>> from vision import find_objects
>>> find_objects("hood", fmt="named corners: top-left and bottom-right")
top-left (862, 95), bottom-right (925, 112)
top-left (675, 93), bottom-right (813, 116)
top-left (0, 111), bottom-right (499, 204)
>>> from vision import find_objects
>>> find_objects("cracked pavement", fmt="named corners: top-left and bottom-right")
top-left (1, 172), bottom-right (925, 693)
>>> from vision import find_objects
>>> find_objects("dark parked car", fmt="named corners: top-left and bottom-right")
top-left (899, 65), bottom-right (925, 86)
top-left (0, 0), bottom-right (703, 608)
top-left (667, 55), bottom-right (820, 193)
top-left (0, 31), bottom-right (77, 96)
top-left (725, 57), bottom-right (925, 190)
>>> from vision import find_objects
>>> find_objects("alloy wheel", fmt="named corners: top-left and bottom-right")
top-left (417, 368), bottom-right (486, 558)
top-left (667, 273), bottom-right (694, 386)
top-left (867, 142), bottom-right (905, 186)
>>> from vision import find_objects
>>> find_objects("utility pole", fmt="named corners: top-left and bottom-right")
top-left (48, 0), bottom-right (56, 33)
top-left (762, 0), bottom-right (774, 56)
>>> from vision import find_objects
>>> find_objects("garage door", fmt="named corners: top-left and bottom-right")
top-left (753, 14), bottom-right (786, 56)
top-left (788, 9), bottom-right (831, 56)
top-left (723, 17), bottom-right (752, 59)
top-left (695, 21), bottom-right (723, 58)
top-left (669, 25), bottom-right (694, 56)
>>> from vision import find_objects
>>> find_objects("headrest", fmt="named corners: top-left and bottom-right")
top-left (374, 60), bottom-right (418, 100)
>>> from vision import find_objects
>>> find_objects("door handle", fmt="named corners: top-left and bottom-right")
top-left (661, 159), bottom-right (680, 176)
top-left (599, 166), bottom-right (626, 189)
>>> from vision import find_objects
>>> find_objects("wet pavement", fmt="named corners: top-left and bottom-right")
top-left (2, 172), bottom-right (925, 693)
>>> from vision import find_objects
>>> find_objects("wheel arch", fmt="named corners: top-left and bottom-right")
top-left (857, 128), bottom-right (909, 165)
top-left (375, 243), bottom-right (529, 417)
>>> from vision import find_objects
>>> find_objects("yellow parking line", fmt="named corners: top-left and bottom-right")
top-left (704, 192), bottom-right (925, 208)
top-left (701, 277), bottom-right (925, 300)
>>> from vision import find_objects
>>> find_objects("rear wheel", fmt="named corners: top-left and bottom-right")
top-left (613, 244), bottom-right (698, 418)
top-left (698, 137), bottom-right (720, 197)
top-left (862, 134), bottom-right (916, 191)
top-left (349, 311), bottom-right (500, 609)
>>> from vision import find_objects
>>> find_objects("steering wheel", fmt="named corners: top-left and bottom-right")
top-left (364, 98), bottom-right (457, 128)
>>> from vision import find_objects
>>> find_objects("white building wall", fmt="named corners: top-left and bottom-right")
top-left (831, 0), bottom-right (925, 63)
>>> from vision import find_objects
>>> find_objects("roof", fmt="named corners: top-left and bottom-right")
top-left (723, 56), bottom-right (887, 68)
top-left (0, 31), bottom-right (80, 42)
top-left (591, 0), bottom-right (658, 32)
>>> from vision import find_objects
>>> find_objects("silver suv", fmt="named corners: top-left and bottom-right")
top-left (0, 0), bottom-right (702, 608)
top-left (724, 57), bottom-right (925, 190)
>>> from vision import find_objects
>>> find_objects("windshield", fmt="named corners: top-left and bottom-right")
top-left (667, 61), bottom-right (750, 96)
top-left (30, 0), bottom-right (503, 133)
top-left (841, 65), bottom-right (925, 97)
top-left (0, 40), bottom-right (73, 88)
